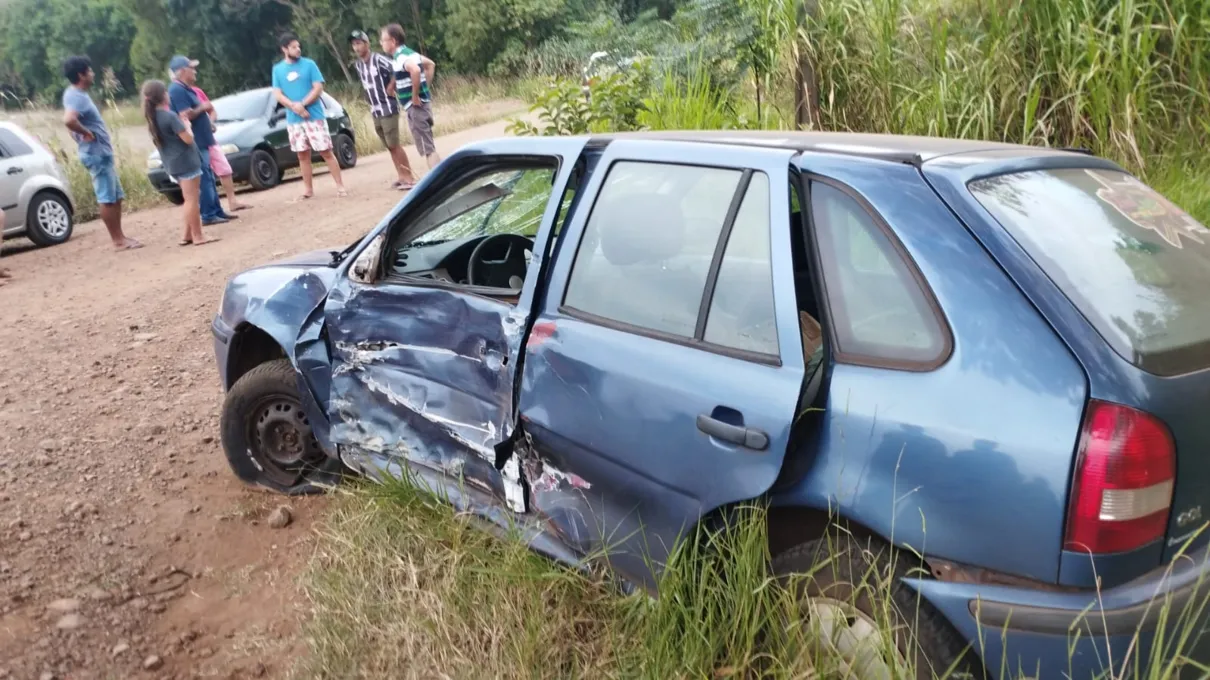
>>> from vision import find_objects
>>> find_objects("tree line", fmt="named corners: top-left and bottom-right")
top-left (0, 0), bottom-right (684, 104)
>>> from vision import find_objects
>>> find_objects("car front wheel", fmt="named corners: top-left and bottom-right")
top-left (247, 149), bottom-right (281, 191)
top-left (772, 533), bottom-right (983, 680)
top-left (219, 359), bottom-right (344, 495)
top-left (25, 192), bottom-right (73, 247)
top-left (335, 132), bottom-right (356, 169)
top-left (161, 190), bottom-right (185, 206)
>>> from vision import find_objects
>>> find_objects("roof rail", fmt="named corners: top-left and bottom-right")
top-left (1059, 146), bottom-right (1094, 155)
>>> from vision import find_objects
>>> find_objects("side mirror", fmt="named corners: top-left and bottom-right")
top-left (349, 233), bottom-right (385, 285)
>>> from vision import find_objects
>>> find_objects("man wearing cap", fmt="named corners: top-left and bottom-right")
top-left (350, 29), bottom-right (416, 190)
top-left (168, 55), bottom-right (237, 225)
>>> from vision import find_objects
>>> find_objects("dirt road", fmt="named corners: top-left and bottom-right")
top-left (0, 119), bottom-right (522, 679)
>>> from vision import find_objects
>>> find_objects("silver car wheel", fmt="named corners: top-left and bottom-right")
top-left (37, 199), bottom-right (71, 238)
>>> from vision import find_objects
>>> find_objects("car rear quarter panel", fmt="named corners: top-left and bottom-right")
top-left (774, 153), bottom-right (1088, 583)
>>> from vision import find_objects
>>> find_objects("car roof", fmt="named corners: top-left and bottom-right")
top-left (588, 130), bottom-right (1089, 165)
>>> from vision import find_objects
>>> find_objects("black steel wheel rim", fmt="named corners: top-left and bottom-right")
top-left (246, 394), bottom-right (324, 486)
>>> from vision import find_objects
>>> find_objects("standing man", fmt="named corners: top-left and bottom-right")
top-left (191, 83), bottom-right (252, 212)
top-left (61, 56), bottom-right (142, 251)
top-left (271, 32), bottom-right (348, 200)
top-left (350, 29), bottom-right (416, 190)
top-left (380, 24), bottom-right (441, 171)
top-left (167, 55), bottom-right (238, 226)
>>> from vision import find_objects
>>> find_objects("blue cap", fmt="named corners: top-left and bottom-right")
top-left (168, 55), bottom-right (199, 72)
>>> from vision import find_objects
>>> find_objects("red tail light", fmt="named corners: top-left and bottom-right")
top-left (1064, 401), bottom-right (1175, 554)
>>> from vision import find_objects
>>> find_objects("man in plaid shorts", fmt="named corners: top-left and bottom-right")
top-left (271, 32), bottom-right (348, 199)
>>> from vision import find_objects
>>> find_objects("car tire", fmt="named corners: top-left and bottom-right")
top-left (335, 132), bottom-right (357, 169)
top-left (161, 190), bottom-right (185, 206)
top-left (24, 192), bottom-right (73, 247)
top-left (771, 532), bottom-right (983, 680)
top-left (247, 148), bottom-right (281, 191)
top-left (219, 359), bottom-right (345, 495)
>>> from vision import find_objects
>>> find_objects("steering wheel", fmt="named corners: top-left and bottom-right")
top-left (467, 234), bottom-right (532, 289)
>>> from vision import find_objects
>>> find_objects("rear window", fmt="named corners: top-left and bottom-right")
top-left (970, 168), bottom-right (1210, 375)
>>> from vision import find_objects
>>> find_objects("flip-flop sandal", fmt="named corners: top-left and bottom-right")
top-left (336, 189), bottom-right (349, 198)
top-left (193, 237), bottom-right (221, 246)
top-left (179, 239), bottom-right (193, 246)
top-left (232, 205), bottom-right (252, 211)
top-left (115, 240), bottom-right (144, 251)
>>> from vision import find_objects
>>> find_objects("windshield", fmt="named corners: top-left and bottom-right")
top-left (411, 168), bottom-right (554, 246)
top-left (970, 168), bottom-right (1210, 375)
top-left (213, 90), bottom-right (269, 122)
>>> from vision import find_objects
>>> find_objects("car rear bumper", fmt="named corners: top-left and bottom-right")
top-left (911, 548), bottom-right (1210, 677)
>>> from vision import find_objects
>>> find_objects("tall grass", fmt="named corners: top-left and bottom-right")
top-left (301, 471), bottom-right (1210, 679)
top-left (798, 0), bottom-right (1210, 172)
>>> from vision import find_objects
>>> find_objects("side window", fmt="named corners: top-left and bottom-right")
top-left (811, 181), bottom-right (948, 366)
top-left (703, 172), bottom-right (778, 355)
top-left (563, 161), bottom-right (742, 338)
top-left (389, 165), bottom-right (556, 277)
top-left (0, 129), bottom-right (32, 158)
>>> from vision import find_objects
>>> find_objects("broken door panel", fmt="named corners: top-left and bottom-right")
top-left (324, 281), bottom-right (519, 504)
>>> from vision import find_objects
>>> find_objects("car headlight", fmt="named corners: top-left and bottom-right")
top-left (219, 144), bottom-right (239, 155)
top-left (147, 157), bottom-right (162, 170)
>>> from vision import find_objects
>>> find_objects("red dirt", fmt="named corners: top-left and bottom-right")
top-left (0, 120), bottom-right (518, 679)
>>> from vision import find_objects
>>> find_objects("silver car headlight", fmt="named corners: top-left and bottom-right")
top-left (147, 157), bottom-right (162, 170)
top-left (219, 143), bottom-right (239, 155)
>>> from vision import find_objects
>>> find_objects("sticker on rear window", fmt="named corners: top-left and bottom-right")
top-left (1087, 169), bottom-right (1205, 249)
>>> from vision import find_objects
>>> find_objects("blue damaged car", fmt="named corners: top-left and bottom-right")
top-left (211, 131), bottom-right (1210, 679)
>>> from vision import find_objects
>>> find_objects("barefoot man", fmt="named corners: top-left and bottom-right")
top-left (271, 32), bottom-right (347, 200)
top-left (61, 55), bottom-right (142, 251)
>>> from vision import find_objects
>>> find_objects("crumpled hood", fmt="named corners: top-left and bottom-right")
top-left (257, 248), bottom-right (338, 269)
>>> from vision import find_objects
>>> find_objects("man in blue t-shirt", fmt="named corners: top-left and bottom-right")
top-left (60, 55), bottom-right (142, 251)
top-left (168, 55), bottom-right (236, 225)
top-left (271, 32), bottom-right (347, 200)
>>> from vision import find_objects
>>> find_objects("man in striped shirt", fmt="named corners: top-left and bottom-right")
top-left (380, 23), bottom-right (441, 170)
top-left (350, 30), bottom-right (416, 190)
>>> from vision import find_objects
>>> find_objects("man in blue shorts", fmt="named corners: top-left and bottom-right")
top-left (61, 56), bottom-right (142, 251)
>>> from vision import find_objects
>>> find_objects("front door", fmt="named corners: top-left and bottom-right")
top-left (517, 140), bottom-right (807, 592)
top-left (323, 139), bottom-right (587, 514)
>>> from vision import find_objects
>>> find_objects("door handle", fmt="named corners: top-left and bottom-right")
top-left (6, 167), bottom-right (22, 175)
top-left (696, 414), bottom-right (769, 451)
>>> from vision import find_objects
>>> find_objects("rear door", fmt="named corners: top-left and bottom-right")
top-left (518, 140), bottom-right (806, 591)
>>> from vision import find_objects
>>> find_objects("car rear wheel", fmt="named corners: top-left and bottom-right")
top-left (772, 533), bottom-right (982, 680)
top-left (219, 359), bottom-right (344, 495)
top-left (335, 132), bottom-right (356, 169)
top-left (25, 192), bottom-right (73, 247)
top-left (247, 149), bottom-right (281, 191)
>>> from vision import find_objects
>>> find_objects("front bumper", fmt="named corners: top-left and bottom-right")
top-left (145, 150), bottom-right (253, 193)
top-left (912, 548), bottom-right (1210, 678)
top-left (211, 315), bottom-right (233, 390)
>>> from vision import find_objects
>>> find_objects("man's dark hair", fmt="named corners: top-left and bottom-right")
top-left (278, 32), bottom-right (299, 49)
top-left (63, 56), bottom-right (92, 85)
top-left (383, 23), bottom-right (406, 45)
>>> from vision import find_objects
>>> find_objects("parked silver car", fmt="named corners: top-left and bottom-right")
top-left (0, 121), bottom-right (75, 247)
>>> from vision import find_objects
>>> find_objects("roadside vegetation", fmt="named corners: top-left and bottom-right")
top-left (299, 0), bottom-right (1210, 678)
